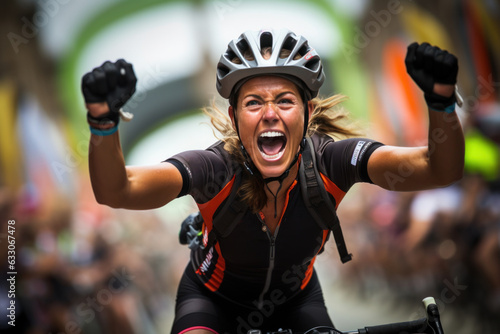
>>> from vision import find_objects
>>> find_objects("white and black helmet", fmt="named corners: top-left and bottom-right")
top-left (216, 28), bottom-right (325, 101)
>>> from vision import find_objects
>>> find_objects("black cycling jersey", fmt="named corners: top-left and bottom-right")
top-left (166, 133), bottom-right (383, 332)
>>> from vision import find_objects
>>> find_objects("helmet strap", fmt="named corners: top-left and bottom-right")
top-left (240, 144), bottom-right (255, 176)
top-left (301, 90), bottom-right (311, 139)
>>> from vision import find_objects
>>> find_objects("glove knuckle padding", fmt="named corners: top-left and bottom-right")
top-left (440, 53), bottom-right (458, 84)
top-left (415, 43), bottom-right (428, 68)
top-left (92, 68), bottom-right (108, 96)
top-left (423, 46), bottom-right (436, 73)
top-left (434, 50), bottom-right (445, 64)
top-left (405, 43), bottom-right (418, 74)
top-left (82, 73), bottom-right (99, 103)
top-left (103, 61), bottom-right (118, 88)
top-left (124, 68), bottom-right (137, 90)
top-left (434, 50), bottom-right (446, 81)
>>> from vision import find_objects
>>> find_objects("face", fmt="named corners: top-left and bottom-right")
top-left (229, 76), bottom-right (311, 179)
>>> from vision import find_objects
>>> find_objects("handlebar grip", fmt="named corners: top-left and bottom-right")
top-left (423, 297), bottom-right (444, 334)
top-left (422, 296), bottom-right (436, 310)
top-left (359, 318), bottom-right (428, 334)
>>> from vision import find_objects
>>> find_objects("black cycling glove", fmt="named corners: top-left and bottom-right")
top-left (81, 59), bottom-right (137, 125)
top-left (179, 212), bottom-right (204, 250)
top-left (405, 42), bottom-right (458, 112)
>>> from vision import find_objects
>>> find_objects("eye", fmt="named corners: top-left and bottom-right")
top-left (245, 100), bottom-right (260, 106)
top-left (278, 98), bottom-right (293, 104)
top-left (244, 99), bottom-right (262, 110)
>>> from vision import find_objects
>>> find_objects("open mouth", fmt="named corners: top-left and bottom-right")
top-left (257, 131), bottom-right (287, 160)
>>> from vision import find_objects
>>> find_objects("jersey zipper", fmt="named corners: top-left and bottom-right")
top-left (255, 179), bottom-right (297, 309)
top-left (257, 214), bottom-right (280, 310)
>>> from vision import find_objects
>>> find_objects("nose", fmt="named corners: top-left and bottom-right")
top-left (262, 101), bottom-right (279, 122)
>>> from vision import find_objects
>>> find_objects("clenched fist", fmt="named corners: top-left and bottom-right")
top-left (405, 42), bottom-right (458, 112)
top-left (82, 59), bottom-right (137, 122)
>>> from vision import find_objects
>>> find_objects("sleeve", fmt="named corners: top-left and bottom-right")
top-left (164, 144), bottom-right (233, 203)
top-left (321, 138), bottom-right (384, 192)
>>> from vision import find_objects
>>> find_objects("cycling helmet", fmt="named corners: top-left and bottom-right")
top-left (216, 28), bottom-right (325, 101)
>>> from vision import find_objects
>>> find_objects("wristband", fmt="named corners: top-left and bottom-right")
top-left (428, 102), bottom-right (456, 114)
top-left (89, 125), bottom-right (118, 136)
top-left (424, 92), bottom-right (456, 113)
top-left (440, 103), bottom-right (456, 114)
top-left (87, 111), bottom-right (120, 127)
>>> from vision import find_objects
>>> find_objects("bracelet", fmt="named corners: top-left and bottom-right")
top-left (89, 125), bottom-right (118, 136)
top-left (443, 103), bottom-right (456, 114)
top-left (87, 112), bottom-right (120, 127)
top-left (424, 92), bottom-right (456, 114)
top-left (430, 103), bottom-right (456, 114)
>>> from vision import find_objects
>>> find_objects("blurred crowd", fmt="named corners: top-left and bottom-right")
top-left (329, 171), bottom-right (500, 332)
top-left (0, 181), bottom-right (191, 334)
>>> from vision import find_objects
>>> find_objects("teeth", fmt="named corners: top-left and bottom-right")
top-left (260, 131), bottom-right (284, 138)
top-left (261, 151), bottom-right (284, 160)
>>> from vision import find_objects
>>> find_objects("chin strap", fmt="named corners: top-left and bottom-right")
top-left (240, 144), bottom-right (255, 176)
top-left (264, 152), bottom-right (299, 218)
top-left (262, 151), bottom-right (301, 184)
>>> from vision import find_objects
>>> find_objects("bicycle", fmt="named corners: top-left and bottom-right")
top-left (248, 296), bottom-right (444, 334)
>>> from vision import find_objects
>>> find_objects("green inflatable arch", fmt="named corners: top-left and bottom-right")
top-left (58, 0), bottom-right (366, 155)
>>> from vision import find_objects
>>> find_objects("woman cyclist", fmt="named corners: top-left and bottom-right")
top-left (82, 28), bottom-right (464, 334)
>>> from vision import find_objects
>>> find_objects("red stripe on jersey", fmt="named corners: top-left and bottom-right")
top-left (301, 229), bottom-right (330, 290)
top-left (320, 173), bottom-right (346, 208)
top-left (203, 242), bottom-right (226, 292)
top-left (198, 175), bottom-right (236, 245)
top-left (196, 175), bottom-right (235, 291)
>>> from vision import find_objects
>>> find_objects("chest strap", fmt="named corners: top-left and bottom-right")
top-left (205, 170), bottom-right (246, 249)
top-left (299, 137), bottom-right (353, 263)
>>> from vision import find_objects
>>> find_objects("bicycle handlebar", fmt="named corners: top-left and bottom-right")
top-left (424, 297), bottom-right (444, 334)
top-left (358, 318), bottom-right (427, 334)
top-left (357, 296), bottom-right (444, 334)
top-left (249, 296), bottom-right (444, 334)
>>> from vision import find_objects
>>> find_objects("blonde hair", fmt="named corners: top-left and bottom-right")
top-left (204, 94), bottom-right (362, 213)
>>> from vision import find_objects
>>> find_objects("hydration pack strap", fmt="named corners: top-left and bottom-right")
top-left (206, 171), bottom-right (247, 249)
top-left (299, 137), bottom-right (353, 264)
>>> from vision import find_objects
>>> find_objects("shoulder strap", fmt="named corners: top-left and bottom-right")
top-left (206, 170), bottom-right (247, 248)
top-left (299, 137), bottom-right (353, 264)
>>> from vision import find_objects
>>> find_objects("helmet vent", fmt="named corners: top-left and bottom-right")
top-left (236, 39), bottom-right (251, 59)
top-left (217, 63), bottom-right (230, 78)
top-left (260, 32), bottom-right (273, 51)
top-left (305, 58), bottom-right (320, 71)
top-left (226, 50), bottom-right (242, 64)
top-left (280, 36), bottom-right (298, 58)
top-left (297, 43), bottom-right (311, 57)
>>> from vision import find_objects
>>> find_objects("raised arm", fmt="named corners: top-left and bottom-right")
top-left (368, 42), bottom-right (465, 191)
top-left (83, 60), bottom-right (183, 209)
